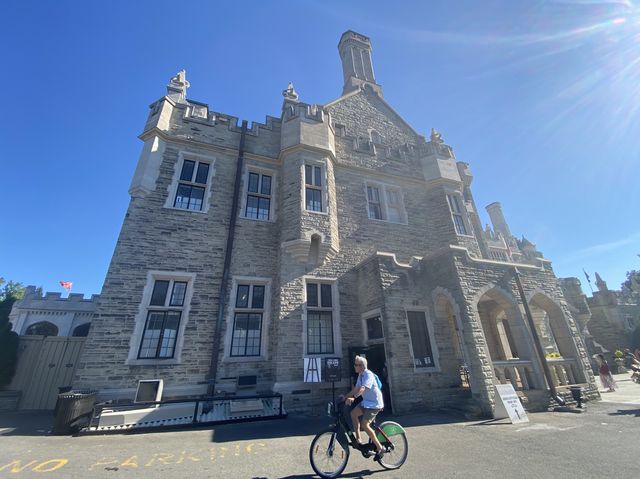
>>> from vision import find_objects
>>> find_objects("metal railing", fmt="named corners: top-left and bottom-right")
top-left (83, 393), bottom-right (285, 433)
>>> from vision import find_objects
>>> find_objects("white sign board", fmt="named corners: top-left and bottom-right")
top-left (494, 384), bottom-right (529, 424)
top-left (304, 357), bottom-right (322, 383)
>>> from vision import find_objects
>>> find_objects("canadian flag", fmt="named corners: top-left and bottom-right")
top-left (59, 281), bottom-right (73, 291)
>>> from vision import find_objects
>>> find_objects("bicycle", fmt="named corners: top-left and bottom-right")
top-left (309, 397), bottom-right (409, 478)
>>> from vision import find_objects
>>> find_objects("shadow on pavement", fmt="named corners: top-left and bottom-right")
top-left (210, 410), bottom-right (467, 443)
top-left (0, 411), bottom-right (53, 437)
top-left (609, 408), bottom-right (640, 417)
top-left (277, 469), bottom-right (383, 479)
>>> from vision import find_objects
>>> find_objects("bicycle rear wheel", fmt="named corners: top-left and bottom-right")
top-left (309, 428), bottom-right (350, 479)
top-left (377, 421), bottom-right (408, 470)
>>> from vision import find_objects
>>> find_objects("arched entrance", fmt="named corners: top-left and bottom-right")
top-left (475, 286), bottom-right (541, 391)
top-left (529, 293), bottom-right (585, 385)
top-left (433, 293), bottom-right (469, 388)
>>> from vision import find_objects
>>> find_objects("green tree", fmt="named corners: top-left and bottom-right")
top-left (0, 278), bottom-right (25, 389)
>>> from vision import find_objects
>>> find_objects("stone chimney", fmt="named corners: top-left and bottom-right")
top-left (338, 31), bottom-right (383, 97)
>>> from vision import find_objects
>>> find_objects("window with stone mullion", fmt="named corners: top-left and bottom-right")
top-left (139, 279), bottom-right (186, 359)
top-left (305, 164), bottom-right (323, 212)
top-left (245, 172), bottom-right (272, 220)
top-left (230, 284), bottom-right (265, 357)
top-left (447, 194), bottom-right (468, 235)
top-left (174, 159), bottom-right (210, 211)
top-left (306, 282), bottom-right (334, 354)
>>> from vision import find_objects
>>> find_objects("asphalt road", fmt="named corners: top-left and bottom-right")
top-left (1, 377), bottom-right (639, 478)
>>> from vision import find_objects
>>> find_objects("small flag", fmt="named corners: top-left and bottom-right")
top-left (582, 269), bottom-right (591, 283)
top-left (59, 281), bottom-right (73, 291)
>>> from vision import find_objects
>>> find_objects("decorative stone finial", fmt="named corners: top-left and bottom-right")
top-left (167, 70), bottom-right (190, 103)
top-left (430, 128), bottom-right (444, 144)
top-left (595, 272), bottom-right (609, 292)
top-left (282, 82), bottom-right (299, 101)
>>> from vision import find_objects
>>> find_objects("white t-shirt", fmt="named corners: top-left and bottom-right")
top-left (356, 369), bottom-right (384, 409)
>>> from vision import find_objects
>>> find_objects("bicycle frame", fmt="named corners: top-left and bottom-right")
top-left (327, 400), bottom-right (393, 456)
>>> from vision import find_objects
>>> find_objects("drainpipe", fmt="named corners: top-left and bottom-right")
top-left (207, 120), bottom-right (248, 395)
top-left (512, 267), bottom-right (565, 406)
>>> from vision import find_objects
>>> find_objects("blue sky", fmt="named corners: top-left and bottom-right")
top-left (1, 0), bottom-right (638, 297)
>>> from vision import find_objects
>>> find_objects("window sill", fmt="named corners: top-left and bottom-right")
top-left (367, 217), bottom-right (408, 226)
top-left (163, 205), bottom-right (209, 215)
top-left (240, 216), bottom-right (275, 224)
top-left (304, 210), bottom-right (329, 216)
top-left (412, 367), bottom-right (441, 373)
top-left (223, 355), bottom-right (268, 363)
top-left (126, 358), bottom-right (181, 366)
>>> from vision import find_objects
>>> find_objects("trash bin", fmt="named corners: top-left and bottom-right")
top-left (53, 386), bottom-right (73, 417)
top-left (52, 390), bottom-right (97, 435)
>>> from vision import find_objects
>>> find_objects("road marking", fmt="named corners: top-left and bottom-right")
top-left (1, 442), bottom-right (266, 475)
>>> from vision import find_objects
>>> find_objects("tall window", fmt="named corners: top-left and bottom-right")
top-left (245, 171), bottom-right (272, 220)
top-left (231, 284), bottom-right (265, 357)
top-left (306, 282), bottom-right (334, 354)
top-left (406, 310), bottom-right (436, 369)
top-left (447, 194), bottom-right (468, 235)
top-left (174, 159), bottom-right (210, 211)
top-left (367, 186), bottom-right (383, 220)
top-left (366, 183), bottom-right (405, 223)
top-left (305, 164), bottom-right (324, 212)
top-left (138, 279), bottom-right (188, 359)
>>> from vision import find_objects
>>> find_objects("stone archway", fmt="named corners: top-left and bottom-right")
top-left (433, 291), bottom-right (469, 388)
top-left (529, 292), bottom-right (585, 385)
top-left (474, 285), bottom-right (542, 391)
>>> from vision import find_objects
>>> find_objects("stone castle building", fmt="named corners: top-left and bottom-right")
top-left (560, 273), bottom-right (640, 362)
top-left (73, 31), bottom-right (597, 415)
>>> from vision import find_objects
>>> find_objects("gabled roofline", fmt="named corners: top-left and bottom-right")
top-left (323, 89), bottom-right (423, 139)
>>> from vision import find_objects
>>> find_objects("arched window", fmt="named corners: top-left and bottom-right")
top-left (369, 129), bottom-right (382, 144)
top-left (72, 323), bottom-right (91, 337)
top-left (25, 321), bottom-right (58, 336)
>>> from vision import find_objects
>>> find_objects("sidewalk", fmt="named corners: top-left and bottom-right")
top-left (596, 371), bottom-right (640, 405)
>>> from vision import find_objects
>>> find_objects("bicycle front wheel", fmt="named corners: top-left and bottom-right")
top-left (309, 428), bottom-right (350, 479)
top-left (377, 421), bottom-right (408, 470)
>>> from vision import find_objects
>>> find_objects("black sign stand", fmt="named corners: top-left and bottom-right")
top-left (324, 358), bottom-right (342, 407)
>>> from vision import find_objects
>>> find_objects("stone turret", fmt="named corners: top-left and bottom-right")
top-left (338, 31), bottom-right (383, 97)
top-left (278, 84), bottom-right (339, 264)
top-left (486, 202), bottom-right (513, 240)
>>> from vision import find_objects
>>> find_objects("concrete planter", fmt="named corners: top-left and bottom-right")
top-left (0, 390), bottom-right (22, 412)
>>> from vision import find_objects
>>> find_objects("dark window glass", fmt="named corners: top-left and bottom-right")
top-left (320, 284), bottom-right (332, 307)
top-left (72, 323), bottom-right (91, 337)
top-left (307, 311), bottom-right (333, 354)
top-left (170, 282), bottom-right (187, 306)
top-left (306, 188), bottom-right (322, 211)
top-left (305, 165), bottom-right (313, 185)
top-left (188, 186), bottom-right (205, 210)
top-left (246, 195), bottom-right (259, 219)
top-left (252, 285), bottom-right (265, 309)
top-left (407, 311), bottom-right (434, 368)
top-left (258, 197), bottom-right (270, 220)
top-left (150, 280), bottom-right (169, 306)
top-left (307, 283), bottom-right (318, 307)
top-left (248, 172), bottom-right (259, 193)
top-left (314, 166), bottom-right (322, 186)
top-left (138, 311), bottom-right (181, 359)
top-left (366, 316), bottom-right (384, 340)
top-left (261, 175), bottom-right (271, 195)
top-left (174, 184), bottom-right (192, 209)
top-left (195, 163), bottom-right (209, 184)
top-left (180, 160), bottom-right (195, 181)
top-left (231, 313), bottom-right (262, 356)
top-left (25, 321), bottom-right (58, 336)
top-left (453, 215), bottom-right (467, 235)
top-left (236, 285), bottom-right (250, 308)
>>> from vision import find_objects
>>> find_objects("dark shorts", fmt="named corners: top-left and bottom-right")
top-left (361, 407), bottom-right (381, 424)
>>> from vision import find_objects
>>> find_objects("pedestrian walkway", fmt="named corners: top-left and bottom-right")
top-left (596, 371), bottom-right (640, 405)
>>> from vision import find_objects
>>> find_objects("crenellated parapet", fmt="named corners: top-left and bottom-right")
top-left (9, 286), bottom-right (99, 337)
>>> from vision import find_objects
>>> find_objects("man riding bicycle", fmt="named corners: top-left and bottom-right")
top-left (345, 355), bottom-right (385, 461)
